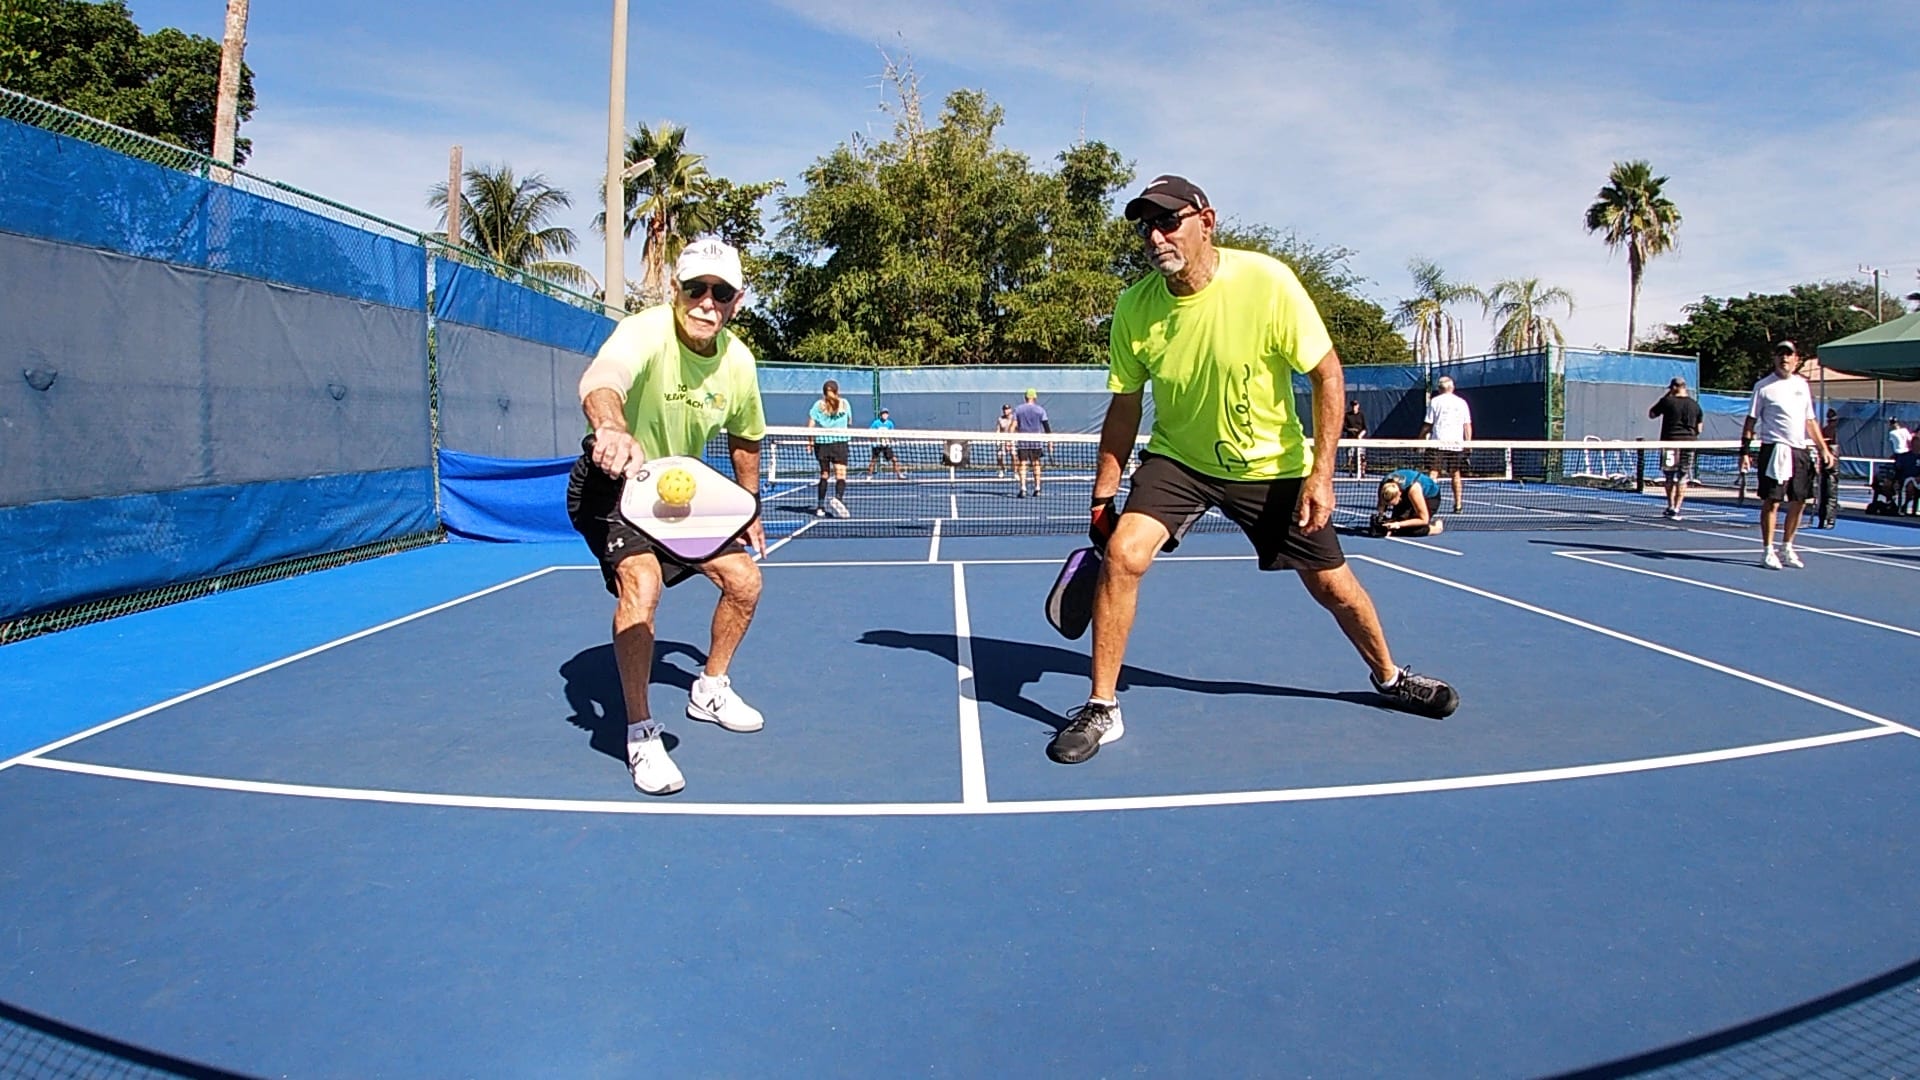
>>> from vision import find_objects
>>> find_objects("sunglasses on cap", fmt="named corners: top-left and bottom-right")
top-left (1131, 207), bottom-right (1198, 239)
top-left (681, 279), bottom-right (739, 304)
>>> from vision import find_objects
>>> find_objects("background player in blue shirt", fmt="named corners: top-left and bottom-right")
top-left (867, 407), bottom-right (906, 478)
top-left (1012, 389), bottom-right (1051, 497)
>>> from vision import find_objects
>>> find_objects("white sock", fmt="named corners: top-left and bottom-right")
top-left (1375, 669), bottom-right (1401, 689)
top-left (695, 673), bottom-right (729, 695)
top-left (627, 720), bottom-right (661, 745)
top-left (1088, 696), bottom-right (1117, 708)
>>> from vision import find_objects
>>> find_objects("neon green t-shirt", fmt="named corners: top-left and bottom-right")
top-left (1108, 247), bottom-right (1334, 480)
top-left (578, 304), bottom-right (767, 457)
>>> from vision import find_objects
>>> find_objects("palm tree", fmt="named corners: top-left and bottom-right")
top-left (1394, 258), bottom-right (1485, 370)
top-left (428, 164), bottom-right (591, 289)
top-left (1485, 277), bottom-right (1575, 354)
top-left (1583, 159), bottom-right (1681, 351)
top-left (594, 121), bottom-right (725, 305)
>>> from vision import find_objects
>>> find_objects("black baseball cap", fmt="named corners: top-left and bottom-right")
top-left (1124, 175), bottom-right (1210, 221)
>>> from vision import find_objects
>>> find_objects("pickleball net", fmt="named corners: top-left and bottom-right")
top-left (730, 427), bottom-right (1756, 538)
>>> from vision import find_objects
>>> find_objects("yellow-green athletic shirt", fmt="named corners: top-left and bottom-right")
top-left (1108, 247), bottom-right (1334, 481)
top-left (577, 304), bottom-right (768, 457)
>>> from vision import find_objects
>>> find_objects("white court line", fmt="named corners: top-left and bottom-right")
top-left (1351, 554), bottom-right (1920, 738)
top-left (951, 563), bottom-right (987, 804)
top-left (0, 567), bottom-right (568, 772)
top-left (1387, 535), bottom-right (1464, 556)
top-left (1798, 546), bottom-right (1920, 572)
top-left (1553, 551), bottom-right (1920, 640)
top-left (760, 518), bottom-right (821, 558)
top-left (18, 727), bottom-right (1895, 816)
top-left (928, 518), bottom-right (942, 563)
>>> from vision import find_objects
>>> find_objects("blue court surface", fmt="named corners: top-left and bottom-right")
top-left (5, 519), bottom-right (1920, 1077)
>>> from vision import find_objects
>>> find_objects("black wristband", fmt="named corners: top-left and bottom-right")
top-left (1091, 495), bottom-right (1115, 512)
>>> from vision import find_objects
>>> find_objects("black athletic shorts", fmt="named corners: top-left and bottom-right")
top-left (814, 441), bottom-right (849, 467)
top-left (1660, 444), bottom-right (1696, 478)
top-left (567, 451), bottom-right (710, 594)
top-left (1754, 444), bottom-right (1814, 503)
top-left (1426, 448), bottom-right (1470, 475)
top-left (1122, 452), bottom-right (1345, 571)
top-left (869, 444), bottom-right (897, 462)
top-left (1016, 444), bottom-right (1045, 462)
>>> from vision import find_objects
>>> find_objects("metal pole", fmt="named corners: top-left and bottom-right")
top-left (603, 0), bottom-right (629, 317)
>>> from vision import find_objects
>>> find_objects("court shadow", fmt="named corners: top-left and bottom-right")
top-left (858, 630), bottom-right (1382, 733)
top-left (1533, 539), bottom-right (1758, 567)
top-left (558, 641), bottom-right (707, 762)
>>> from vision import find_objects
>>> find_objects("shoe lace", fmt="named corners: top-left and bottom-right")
top-left (1386, 669), bottom-right (1446, 705)
top-left (1063, 702), bottom-right (1112, 731)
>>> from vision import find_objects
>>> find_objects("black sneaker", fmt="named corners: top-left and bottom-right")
top-left (1047, 701), bottom-right (1124, 763)
top-left (1372, 666), bottom-right (1459, 718)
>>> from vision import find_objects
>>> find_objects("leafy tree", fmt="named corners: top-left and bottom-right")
top-left (0, 0), bottom-right (255, 163)
top-left (1394, 258), bottom-right (1484, 369)
top-left (427, 163), bottom-right (590, 289)
top-left (1213, 223), bottom-right (1409, 365)
top-left (1584, 159), bottom-right (1681, 352)
top-left (1642, 280), bottom-right (1885, 390)
top-left (1484, 277), bottom-right (1574, 354)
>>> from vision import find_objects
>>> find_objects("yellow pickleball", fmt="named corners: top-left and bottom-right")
top-left (656, 467), bottom-right (697, 507)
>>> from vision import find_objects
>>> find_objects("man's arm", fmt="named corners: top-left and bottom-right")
top-left (1649, 396), bottom-right (1665, 420)
top-left (1806, 416), bottom-right (1833, 467)
top-left (584, 387), bottom-right (643, 478)
top-left (1092, 392), bottom-right (1142, 500)
top-left (1299, 348), bottom-right (1344, 531)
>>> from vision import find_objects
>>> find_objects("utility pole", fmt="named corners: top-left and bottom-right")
top-left (1859, 263), bottom-right (1884, 322)
top-left (210, 0), bottom-right (249, 183)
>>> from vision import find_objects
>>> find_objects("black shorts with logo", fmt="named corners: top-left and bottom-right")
top-left (814, 441), bottom-right (849, 467)
top-left (1122, 453), bottom-right (1345, 571)
top-left (566, 451), bottom-right (705, 595)
top-left (1754, 444), bottom-right (1814, 503)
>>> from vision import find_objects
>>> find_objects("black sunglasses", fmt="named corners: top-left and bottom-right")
top-left (1132, 208), bottom-right (1197, 239)
top-left (682, 279), bottom-right (739, 304)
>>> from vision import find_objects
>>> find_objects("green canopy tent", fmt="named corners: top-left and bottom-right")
top-left (1817, 310), bottom-right (1920, 381)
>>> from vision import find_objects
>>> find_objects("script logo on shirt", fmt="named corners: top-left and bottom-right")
top-left (663, 385), bottom-right (726, 414)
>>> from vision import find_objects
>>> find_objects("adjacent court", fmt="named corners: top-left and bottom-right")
top-left (5, 505), bottom-right (1920, 1077)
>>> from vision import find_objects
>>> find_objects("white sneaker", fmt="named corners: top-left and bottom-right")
top-left (828, 497), bottom-right (850, 519)
top-left (627, 728), bottom-right (685, 795)
top-left (1782, 544), bottom-right (1804, 568)
top-left (688, 674), bottom-right (764, 732)
top-left (1762, 547), bottom-right (1783, 570)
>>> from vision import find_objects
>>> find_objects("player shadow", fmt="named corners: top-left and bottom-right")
top-left (857, 630), bottom-right (1384, 733)
top-left (558, 640), bottom-right (710, 762)
top-left (1533, 539), bottom-right (1761, 567)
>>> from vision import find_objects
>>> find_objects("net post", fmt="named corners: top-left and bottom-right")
top-left (1635, 437), bottom-right (1646, 494)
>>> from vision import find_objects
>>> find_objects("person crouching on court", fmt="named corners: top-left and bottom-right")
top-left (1048, 174), bottom-right (1458, 766)
top-left (1371, 469), bottom-right (1445, 537)
top-left (568, 238), bottom-right (768, 796)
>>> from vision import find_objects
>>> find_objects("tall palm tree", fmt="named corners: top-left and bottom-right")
top-left (428, 164), bottom-right (590, 289)
top-left (594, 121), bottom-right (725, 305)
top-left (1394, 258), bottom-right (1485, 370)
top-left (1583, 159), bottom-right (1681, 352)
top-left (1485, 277), bottom-right (1575, 354)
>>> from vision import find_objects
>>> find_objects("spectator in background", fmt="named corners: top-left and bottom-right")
top-left (1418, 376), bottom-right (1473, 513)
top-left (1816, 408), bottom-right (1841, 529)
top-left (1340, 398), bottom-right (1368, 474)
top-left (1890, 417), bottom-right (1913, 457)
top-left (1647, 376), bottom-right (1704, 520)
top-left (867, 407), bottom-right (906, 479)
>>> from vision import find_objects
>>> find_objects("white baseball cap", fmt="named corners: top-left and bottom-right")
top-left (674, 238), bottom-right (744, 291)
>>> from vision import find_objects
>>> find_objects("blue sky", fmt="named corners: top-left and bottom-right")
top-left (127, 0), bottom-right (1920, 351)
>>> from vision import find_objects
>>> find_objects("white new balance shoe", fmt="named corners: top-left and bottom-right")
top-left (687, 674), bottom-right (764, 732)
top-left (627, 727), bottom-right (685, 796)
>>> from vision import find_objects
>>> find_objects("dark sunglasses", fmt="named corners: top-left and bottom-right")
top-left (681, 279), bottom-right (739, 304)
top-left (1132, 208), bottom-right (1197, 239)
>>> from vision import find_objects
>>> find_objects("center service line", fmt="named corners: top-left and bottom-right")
top-left (951, 562), bottom-right (989, 804)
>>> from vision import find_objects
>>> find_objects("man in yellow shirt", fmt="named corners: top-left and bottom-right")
top-left (1049, 176), bottom-right (1457, 764)
top-left (569, 238), bottom-right (768, 795)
